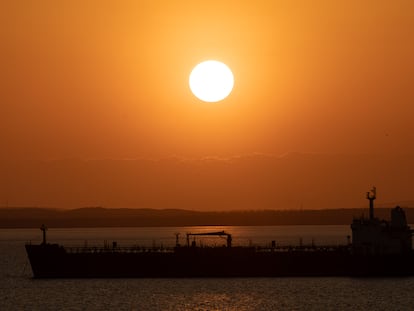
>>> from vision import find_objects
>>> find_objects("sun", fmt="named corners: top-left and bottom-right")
top-left (189, 60), bottom-right (234, 102)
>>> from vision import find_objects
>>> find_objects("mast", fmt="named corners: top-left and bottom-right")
top-left (40, 224), bottom-right (48, 244)
top-left (366, 187), bottom-right (376, 220)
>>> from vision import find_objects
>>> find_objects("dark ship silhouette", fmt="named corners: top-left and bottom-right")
top-left (25, 188), bottom-right (413, 278)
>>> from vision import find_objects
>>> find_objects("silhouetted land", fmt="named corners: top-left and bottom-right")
top-left (1, 207), bottom-right (413, 228)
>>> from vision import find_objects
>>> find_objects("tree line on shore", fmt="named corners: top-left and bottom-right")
top-left (1, 207), bottom-right (413, 228)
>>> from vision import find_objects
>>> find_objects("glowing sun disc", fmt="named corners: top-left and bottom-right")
top-left (189, 60), bottom-right (234, 102)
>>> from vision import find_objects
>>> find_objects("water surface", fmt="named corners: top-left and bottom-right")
top-left (1, 226), bottom-right (413, 310)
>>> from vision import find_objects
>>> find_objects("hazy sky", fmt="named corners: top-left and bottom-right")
top-left (1, 1), bottom-right (414, 209)
top-left (2, 0), bottom-right (413, 160)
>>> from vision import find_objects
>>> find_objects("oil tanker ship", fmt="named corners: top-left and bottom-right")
top-left (25, 188), bottom-right (414, 278)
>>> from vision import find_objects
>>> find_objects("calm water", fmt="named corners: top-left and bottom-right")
top-left (1, 226), bottom-right (413, 310)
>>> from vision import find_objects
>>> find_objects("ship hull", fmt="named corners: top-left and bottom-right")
top-left (25, 244), bottom-right (414, 278)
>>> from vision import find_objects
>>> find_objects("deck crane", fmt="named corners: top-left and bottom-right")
top-left (186, 231), bottom-right (232, 248)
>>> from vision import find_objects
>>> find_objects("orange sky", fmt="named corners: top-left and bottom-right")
top-left (1, 1), bottom-right (414, 209)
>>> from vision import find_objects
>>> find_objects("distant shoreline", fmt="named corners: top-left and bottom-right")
top-left (1, 207), bottom-right (413, 228)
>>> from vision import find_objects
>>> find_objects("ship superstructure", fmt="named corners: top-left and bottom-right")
top-left (351, 187), bottom-right (413, 254)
